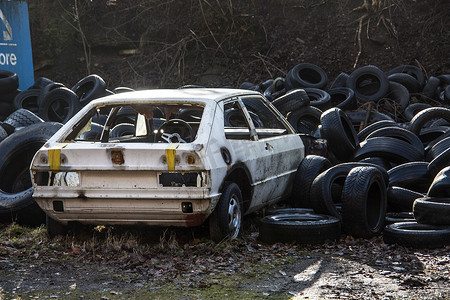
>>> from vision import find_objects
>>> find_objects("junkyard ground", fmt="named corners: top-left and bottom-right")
top-left (0, 220), bottom-right (449, 299)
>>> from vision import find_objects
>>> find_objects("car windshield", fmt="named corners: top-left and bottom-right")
top-left (64, 102), bottom-right (205, 144)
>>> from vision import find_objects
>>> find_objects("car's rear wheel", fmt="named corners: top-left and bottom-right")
top-left (209, 182), bottom-right (243, 242)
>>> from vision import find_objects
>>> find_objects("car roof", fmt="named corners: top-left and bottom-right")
top-left (89, 88), bottom-right (262, 106)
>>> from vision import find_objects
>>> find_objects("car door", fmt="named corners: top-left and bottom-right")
top-left (224, 96), bottom-right (304, 212)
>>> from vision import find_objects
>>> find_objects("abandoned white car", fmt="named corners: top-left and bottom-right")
top-left (30, 88), bottom-right (304, 241)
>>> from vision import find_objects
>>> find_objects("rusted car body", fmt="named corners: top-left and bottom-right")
top-left (30, 88), bottom-right (304, 239)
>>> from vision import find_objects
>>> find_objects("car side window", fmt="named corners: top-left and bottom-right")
top-left (223, 100), bottom-right (254, 141)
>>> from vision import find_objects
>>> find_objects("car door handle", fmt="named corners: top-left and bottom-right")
top-left (265, 142), bottom-right (273, 151)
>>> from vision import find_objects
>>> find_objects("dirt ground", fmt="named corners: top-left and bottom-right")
top-left (0, 221), bottom-right (449, 299)
top-left (1, 0), bottom-right (448, 298)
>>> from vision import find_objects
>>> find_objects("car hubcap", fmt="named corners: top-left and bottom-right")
top-left (228, 194), bottom-right (241, 239)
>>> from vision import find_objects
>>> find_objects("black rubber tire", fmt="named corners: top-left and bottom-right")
top-left (38, 82), bottom-right (66, 106)
top-left (29, 77), bottom-right (54, 90)
top-left (424, 130), bottom-right (450, 153)
top-left (13, 89), bottom-right (40, 113)
top-left (387, 65), bottom-right (426, 88)
top-left (110, 123), bottom-right (135, 138)
top-left (385, 212), bottom-right (415, 225)
top-left (428, 148), bottom-right (450, 177)
top-left (383, 221), bottom-right (450, 249)
top-left (426, 136), bottom-right (450, 162)
top-left (0, 122), bottom-right (63, 224)
top-left (422, 76), bottom-right (441, 100)
top-left (427, 166), bottom-right (450, 197)
top-left (285, 63), bottom-right (328, 90)
top-left (224, 108), bottom-right (264, 128)
top-left (303, 88), bottom-right (331, 111)
top-left (341, 166), bottom-right (387, 238)
top-left (387, 73), bottom-right (421, 93)
top-left (346, 110), bottom-right (395, 131)
top-left (265, 208), bottom-right (314, 216)
top-left (0, 89), bottom-right (20, 105)
top-left (409, 107), bottom-right (450, 135)
top-left (387, 162), bottom-right (431, 193)
top-left (2, 108), bottom-right (44, 131)
top-left (327, 87), bottom-right (356, 111)
top-left (346, 65), bottom-right (389, 102)
top-left (419, 126), bottom-right (450, 147)
top-left (38, 87), bottom-right (81, 124)
top-left (71, 74), bottom-right (106, 105)
top-left (310, 162), bottom-right (388, 219)
top-left (403, 103), bottom-right (432, 121)
top-left (320, 108), bottom-right (359, 161)
top-left (357, 120), bottom-right (398, 141)
top-left (287, 106), bottom-right (322, 135)
top-left (290, 155), bottom-right (332, 208)
top-left (78, 122), bottom-right (103, 141)
top-left (329, 72), bottom-right (349, 89)
top-left (271, 89), bottom-right (310, 115)
top-left (413, 197), bottom-right (450, 226)
top-left (386, 81), bottom-right (410, 111)
top-left (209, 182), bottom-right (243, 242)
top-left (354, 137), bottom-right (424, 164)
top-left (444, 85), bottom-right (450, 104)
top-left (0, 70), bottom-right (19, 94)
top-left (46, 215), bottom-right (68, 238)
top-left (365, 126), bottom-right (424, 156)
top-left (387, 186), bottom-right (425, 212)
top-left (0, 126), bottom-right (7, 143)
top-left (359, 157), bottom-right (392, 171)
top-left (258, 213), bottom-right (341, 244)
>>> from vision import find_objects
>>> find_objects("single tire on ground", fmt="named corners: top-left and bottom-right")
top-left (258, 213), bottom-right (341, 244)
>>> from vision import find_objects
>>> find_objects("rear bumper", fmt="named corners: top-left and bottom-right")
top-left (33, 187), bottom-right (218, 227)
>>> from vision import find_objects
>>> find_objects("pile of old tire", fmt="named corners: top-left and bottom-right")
top-left (0, 71), bottom-right (134, 225)
top-left (251, 63), bottom-right (450, 246)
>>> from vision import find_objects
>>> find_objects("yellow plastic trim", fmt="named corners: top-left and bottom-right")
top-left (48, 143), bottom-right (68, 171)
top-left (165, 143), bottom-right (180, 171)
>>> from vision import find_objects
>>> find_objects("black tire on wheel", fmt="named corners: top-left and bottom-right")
top-left (38, 87), bottom-right (81, 123)
top-left (341, 166), bottom-right (387, 238)
top-left (290, 155), bottom-right (332, 208)
top-left (71, 74), bottom-right (106, 105)
top-left (346, 65), bottom-right (389, 102)
top-left (271, 89), bottom-right (310, 115)
top-left (0, 70), bottom-right (19, 94)
top-left (327, 87), bottom-right (356, 111)
top-left (387, 186), bottom-right (424, 212)
top-left (209, 182), bottom-right (243, 242)
top-left (287, 106), bottom-right (322, 135)
top-left (365, 126), bottom-right (424, 156)
top-left (0, 122), bottom-right (63, 224)
top-left (320, 108), bottom-right (359, 161)
top-left (383, 221), bottom-right (450, 249)
top-left (387, 65), bottom-right (426, 88)
top-left (285, 63), bottom-right (328, 90)
top-left (413, 197), bottom-right (450, 226)
top-left (403, 103), bottom-right (432, 121)
top-left (46, 215), bottom-right (68, 238)
top-left (2, 108), bottom-right (44, 133)
top-left (427, 166), bottom-right (450, 197)
top-left (408, 107), bottom-right (450, 135)
top-left (258, 213), bottom-right (341, 244)
top-left (353, 137), bottom-right (424, 164)
top-left (385, 212), bottom-right (415, 225)
top-left (13, 89), bottom-right (40, 113)
top-left (387, 73), bottom-right (421, 93)
top-left (303, 88), bottom-right (331, 111)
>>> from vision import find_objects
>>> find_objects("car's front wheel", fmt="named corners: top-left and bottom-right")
top-left (209, 182), bottom-right (243, 242)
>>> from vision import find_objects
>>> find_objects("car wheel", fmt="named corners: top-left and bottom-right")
top-left (209, 182), bottom-right (243, 242)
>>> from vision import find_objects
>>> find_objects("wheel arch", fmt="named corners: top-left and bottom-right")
top-left (220, 162), bottom-right (253, 213)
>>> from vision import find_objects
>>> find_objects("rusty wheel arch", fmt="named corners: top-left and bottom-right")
top-left (221, 162), bottom-right (253, 213)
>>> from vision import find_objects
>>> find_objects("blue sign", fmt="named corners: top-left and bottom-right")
top-left (0, 1), bottom-right (34, 90)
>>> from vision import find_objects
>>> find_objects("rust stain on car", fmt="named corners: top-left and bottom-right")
top-left (110, 150), bottom-right (124, 165)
